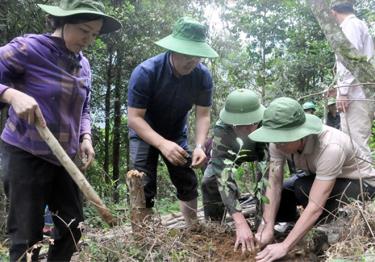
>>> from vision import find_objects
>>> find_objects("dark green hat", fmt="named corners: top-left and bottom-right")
top-left (327, 97), bottom-right (336, 106)
top-left (38, 0), bottom-right (122, 34)
top-left (249, 97), bottom-right (323, 143)
top-left (302, 101), bottom-right (316, 111)
top-left (155, 17), bottom-right (219, 58)
top-left (219, 89), bottom-right (265, 126)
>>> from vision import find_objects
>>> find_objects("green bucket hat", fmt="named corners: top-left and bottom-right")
top-left (302, 101), bottom-right (316, 111)
top-left (38, 0), bottom-right (122, 34)
top-left (249, 97), bottom-right (323, 143)
top-left (219, 89), bottom-right (265, 126)
top-left (155, 17), bottom-right (219, 58)
top-left (327, 98), bottom-right (336, 106)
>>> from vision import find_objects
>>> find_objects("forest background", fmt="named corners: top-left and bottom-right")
top-left (0, 0), bottom-right (375, 250)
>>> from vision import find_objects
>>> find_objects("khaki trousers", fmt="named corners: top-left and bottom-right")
top-left (340, 100), bottom-right (373, 162)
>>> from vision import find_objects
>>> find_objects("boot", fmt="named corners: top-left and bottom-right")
top-left (179, 198), bottom-right (198, 226)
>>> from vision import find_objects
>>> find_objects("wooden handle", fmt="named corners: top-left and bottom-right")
top-left (35, 123), bottom-right (117, 226)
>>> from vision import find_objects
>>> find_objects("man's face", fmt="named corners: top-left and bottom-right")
top-left (171, 53), bottom-right (201, 76)
top-left (331, 9), bottom-right (340, 23)
top-left (274, 140), bottom-right (303, 154)
top-left (233, 123), bottom-right (259, 138)
top-left (328, 104), bottom-right (337, 114)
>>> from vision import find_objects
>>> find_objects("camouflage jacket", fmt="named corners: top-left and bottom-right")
top-left (204, 120), bottom-right (266, 215)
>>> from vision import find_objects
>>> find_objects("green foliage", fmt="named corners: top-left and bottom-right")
top-left (223, 138), bottom-right (269, 210)
top-left (370, 121), bottom-right (375, 160)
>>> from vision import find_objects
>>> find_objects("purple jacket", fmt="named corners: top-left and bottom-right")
top-left (0, 34), bottom-right (92, 165)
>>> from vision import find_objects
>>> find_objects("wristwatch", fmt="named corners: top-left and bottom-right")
top-left (196, 144), bottom-right (204, 150)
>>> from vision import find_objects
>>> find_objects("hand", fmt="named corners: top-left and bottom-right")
top-left (256, 242), bottom-right (288, 262)
top-left (336, 95), bottom-right (349, 112)
top-left (79, 138), bottom-right (95, 170)
top-left (159, 140), bottom-right (189, 166)
top-left (191, 147), bottom-right (206, 168)
top-left (234, 221), bottom-right (255, 253)
top-left (10, 91), bottom-right (46, 127)
top-left (255, 224), bottom-right (274, 249)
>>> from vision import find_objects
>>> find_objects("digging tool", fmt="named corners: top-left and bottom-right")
top-left (35, 121), bottom-right (117, 226)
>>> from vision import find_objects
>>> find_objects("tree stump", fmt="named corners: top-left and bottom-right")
top-left (126, 170), bottom-right (152, 238)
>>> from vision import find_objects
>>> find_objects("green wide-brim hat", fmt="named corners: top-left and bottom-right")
top-left (219, 89), bottom-right (265, 125)
top-left (155, 17), bottom-right (218, 58)
top-left (249, 97), bottom-right (323, 143)
top-left (38, 0), bottom-right (122, 34)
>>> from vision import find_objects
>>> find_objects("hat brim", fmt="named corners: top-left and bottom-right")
top-left (155, 34), bottom-right (218, 58)
top-left (220, 105), bottom-right (265, 126)
top-left (38, 4), bottom-right (122, 34)
top-left (249, 114), bottom-right (323, 143)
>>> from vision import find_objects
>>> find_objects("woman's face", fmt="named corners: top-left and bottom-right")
top-left (63, 19), bottom-right (103, 53)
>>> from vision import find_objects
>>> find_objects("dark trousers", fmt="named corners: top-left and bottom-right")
top-left (277, 174), bottom-right (375, 223)
top-left (1, 143), bottom-right (83, 261)
top-left (201, 174), bottom-right (227, 221)
top-left (129, 137), bottom-right (198, 208)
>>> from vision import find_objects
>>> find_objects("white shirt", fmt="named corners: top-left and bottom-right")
top-left (336, 14), bottom-right (374, 98)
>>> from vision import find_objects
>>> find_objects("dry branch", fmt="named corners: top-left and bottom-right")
top-left (35, 123), bottom-right (116, 226)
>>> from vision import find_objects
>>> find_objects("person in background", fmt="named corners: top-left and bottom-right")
top-left (201, 89), bottom-right (266, 253)
top-left (43, 205), bottom-right (54, 236)
top-left (331, 1), bottom-right (374, 162)
top-left (326, 98), bottom-right (341, 129)
top-left (127, 17), bottom-right (218, 226)
top-left (0, 0), bottom-right (121, 260)
top-left (249, 97), bottom-right (375, 262)
top-left (302, 101), bottom-right (316, 115)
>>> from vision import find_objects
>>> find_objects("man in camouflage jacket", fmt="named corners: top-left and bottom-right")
top-left (202, 89), bottom-right (266, 253)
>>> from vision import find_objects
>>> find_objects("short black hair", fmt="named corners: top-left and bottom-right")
top-left (331, 2), bottom-right (354, 14)
top-left (47, 13), bottom-right (102, 31)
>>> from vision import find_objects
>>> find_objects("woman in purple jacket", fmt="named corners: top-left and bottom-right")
top-left (0, 1), bottom-right (121, 261)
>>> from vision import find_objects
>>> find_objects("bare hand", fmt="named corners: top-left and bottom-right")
top-left (255, 225), bottom-right (274, 249)
top-left (10, 92), bottom-right (46, 127)
top-left (256, 242), bottom-right (288, 262)
top-left (191, 147), bottom-right (206, 168)
top-left (336, 95), bottom-right (349, 112)
top-left (79, 139), bottom-right (95, 170)
top-left (159, 140), bottom-right (189, 166)
top-left (234, 222), bottom-right (255, 253)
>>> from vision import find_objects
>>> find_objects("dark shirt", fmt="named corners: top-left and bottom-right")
top-left (128, 52), bottom-right (213, 140)
top-left (326, 112), bottom-right (340, 130)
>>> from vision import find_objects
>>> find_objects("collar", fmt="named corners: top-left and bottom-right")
top-left (340, 14), bottom-right (356, 27)
top-left (45, 33), bottom-right (83, 61)
top-left (299, 135), bottom-right (316, 155)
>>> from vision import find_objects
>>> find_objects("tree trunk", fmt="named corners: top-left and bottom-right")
top-left (104, 49), bottom-right (113, 182)
top-left (307, 0), bottom-right (375, 99)
top-left (112, 51), bottom-right (123, 203)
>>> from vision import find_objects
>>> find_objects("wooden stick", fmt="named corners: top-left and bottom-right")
top-left (35, 123), bottom-right (116, 226)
